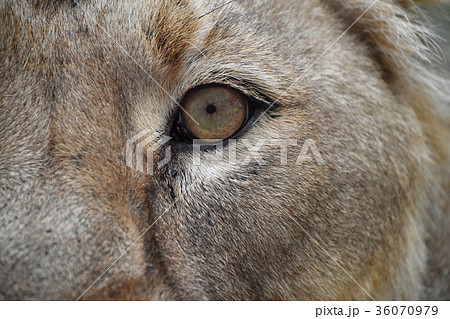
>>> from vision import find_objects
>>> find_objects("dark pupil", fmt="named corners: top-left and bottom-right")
top-left (205, 104), bottom-right (217, 114)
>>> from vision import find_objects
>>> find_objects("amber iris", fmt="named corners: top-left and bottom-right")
top-left (181, 86), bottom-right (248, 141)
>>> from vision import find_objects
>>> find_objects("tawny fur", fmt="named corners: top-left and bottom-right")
top-left (0, 0), bottom-right (449, 300)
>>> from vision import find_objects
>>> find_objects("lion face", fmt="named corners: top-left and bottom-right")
top-left (0, 0), bottom-right (448, 300)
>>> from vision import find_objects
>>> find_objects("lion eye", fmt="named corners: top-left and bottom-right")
top-left (175, 85), bottom-right (249, 141)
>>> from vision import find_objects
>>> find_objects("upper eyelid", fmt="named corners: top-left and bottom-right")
top-left (180, 78), bottom-right (276, 110)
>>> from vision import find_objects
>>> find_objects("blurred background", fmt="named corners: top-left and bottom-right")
top-left (424, 4), bottom-right (450, 71)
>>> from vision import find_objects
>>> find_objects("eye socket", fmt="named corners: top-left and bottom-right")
top-left (173, 85), bottom-right (251, 141)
